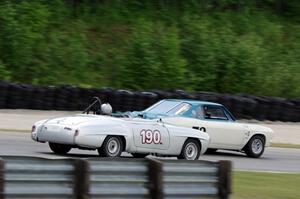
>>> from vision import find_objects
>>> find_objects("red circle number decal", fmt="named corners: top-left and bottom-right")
top-left (140, 129), bottom-right (162, 144)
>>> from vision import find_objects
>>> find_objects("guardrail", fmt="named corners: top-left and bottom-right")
top-left (0, 156), bottom-right (231, 199)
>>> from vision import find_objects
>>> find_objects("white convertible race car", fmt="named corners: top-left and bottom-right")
top-left (125, 99), bottom-right (274, 158)
top-left (31, 98), bottom-right (209, 160)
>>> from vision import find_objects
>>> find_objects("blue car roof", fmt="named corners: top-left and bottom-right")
top-left (163, 99), bottom-right (222, 106)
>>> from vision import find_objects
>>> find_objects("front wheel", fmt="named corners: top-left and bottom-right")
top-left (178, 139), bottom-right (201, 160)
top-left (98, 136), bottom-right (124, 157)
top-left (49, 142), bottom-right (71, 155)
top-left (244, 135), bottom-right (265, 158)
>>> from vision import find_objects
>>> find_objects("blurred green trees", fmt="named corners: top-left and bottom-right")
top-left (122, 20), bottom-right (186, 90)
top-left (0, 60), bottom-right (10, 81)
top-left (0, 0), bottom-right (299, 97)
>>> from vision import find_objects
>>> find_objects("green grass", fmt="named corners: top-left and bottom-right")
top-left (271, 143), bottom-right (300, 149)
top-left (233, 171), bottom-right (300, 199)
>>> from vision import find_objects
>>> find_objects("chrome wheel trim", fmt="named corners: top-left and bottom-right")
top-left (251, 138), bottom-right (263, 154)
top-left (184, 142), bottom-right (198, 160)
top-left (107, 138), bottom-right (120, 156)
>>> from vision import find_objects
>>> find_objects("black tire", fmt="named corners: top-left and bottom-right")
top-left (49, 142), bottom-right (71, 155)
top-left (205, 148), bottom-right (218, 154)
top-left (178, 139), bottom-right (201, 160)
top-left (131, 153), bottom-right (148, 158)
top-left (98, 136), bottom-right (124, 157)
top-left (244, 135), bottom-right (265, 158)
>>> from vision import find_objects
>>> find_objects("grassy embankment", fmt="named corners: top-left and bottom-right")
top-left (233, 171), bottom-right (300, 199)
top-left (0, 0), bottom-right (299, 98)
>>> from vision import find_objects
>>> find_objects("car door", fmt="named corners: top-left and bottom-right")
top-left (131, 120), bottom-right (170, 152)
top-left (162, 105), bottom-right (247, 150)
top-left (201, 105), bottom-right (247, 149)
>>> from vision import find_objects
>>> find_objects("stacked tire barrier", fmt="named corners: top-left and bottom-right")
top-left (0, 156), bottom-right (232, 199)
top-left (0, 81), bottom-right (299, 122)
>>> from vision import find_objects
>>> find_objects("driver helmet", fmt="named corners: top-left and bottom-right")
top-left (101, 103), bottom-right (112, 115)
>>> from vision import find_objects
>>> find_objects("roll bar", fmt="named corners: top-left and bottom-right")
top-left (82, 97), bottom-right (102, 114)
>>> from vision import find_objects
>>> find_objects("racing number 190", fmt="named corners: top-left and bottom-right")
top-left (140, 130), bottom-right (162, 144)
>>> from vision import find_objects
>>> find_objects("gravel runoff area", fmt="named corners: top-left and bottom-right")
top-left (0, 109), bottom-right (300, 145)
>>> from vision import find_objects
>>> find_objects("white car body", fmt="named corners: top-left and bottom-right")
top-left (127, 99), bottom-right (274, 157)
top-left (31, 114), bottom-right (210, 157)
top-left (161, 117), bottom-right (273, 150)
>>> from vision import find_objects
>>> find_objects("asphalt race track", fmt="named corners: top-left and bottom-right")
top-left (1, 131), bottom-right (300, 173)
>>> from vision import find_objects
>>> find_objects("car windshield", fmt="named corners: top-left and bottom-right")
top-left (145, 100), bottom-right (192, 116)
top-left (166, 103), bottom-right (192, 116)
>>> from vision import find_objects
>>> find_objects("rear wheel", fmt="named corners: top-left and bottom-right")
top-left (178, 139), bottom-right (201, 160)
top-left (244, 135), bottom-right (265, 158)
top-left (131, 153), bottom-right (148, 158)
top-left (49, 142), bottom-right (71, 155)
top-left (98, 136), bottom-right (123, 157)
